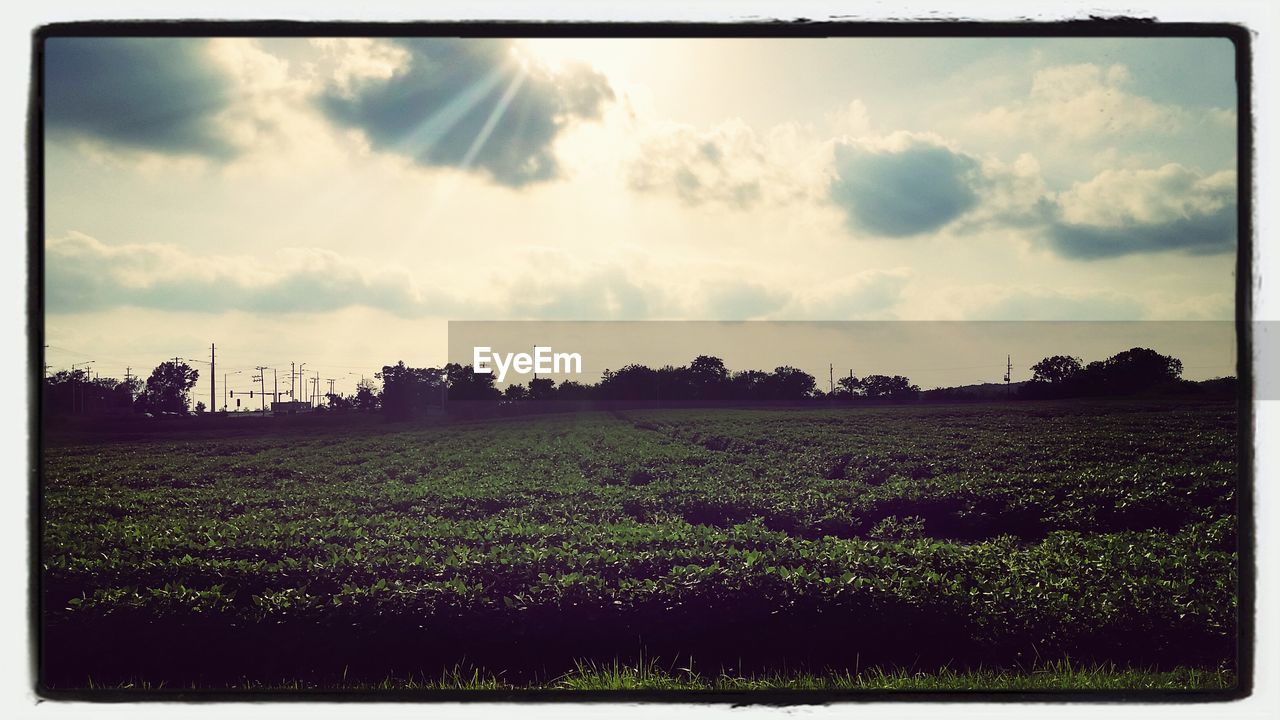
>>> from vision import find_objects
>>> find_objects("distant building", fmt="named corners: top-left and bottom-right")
top-left (272, 401), bottom-right (313, 414)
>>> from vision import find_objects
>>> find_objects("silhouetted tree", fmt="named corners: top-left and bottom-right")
top-left (859, 374), bottom-right (919, 403)
top-left (528, 377), bottom-right (557, 401)
top-left (728, 369), bottom-right (770, 400)
top-left (376, 362), bottom-right (444, 419)
top-left (325, 393), bottom-right (354, 411)
top-left (43, 369), bottom-right (139, 415)
top-left (445, 363), bottom-right (501, 402)
top-left (764, 366), bottom-right (817, 401)
top-left (353, 380), bottom-right (381, 411)
top-left (598, 364), bottom-right (660, 401)
top-left (1030, 355), bottom-right (1083, 384)
top-left (833, 374), bottom-right (862, 401)
top-left (1025, 347), bottom-right (1185, 398)
top-left (556, 380), bottom-right (594, 401)
top-left (688, 355), bottom-right (730, 400)
top-left (1100, 347), bottom-right (1184, 391)
top-left (136, 361), bottom-right (199, 414)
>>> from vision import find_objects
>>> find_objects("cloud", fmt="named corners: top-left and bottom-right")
top-left (1045, 164), bottom-right (1236, 259)
top-left (45, 232), bottom-right (468, 317)
top-left (627, 119), bottom-right (822, 209)
top-left (318, 38), bottom-right (613, 187)
top-left (936, 285), bottom-right (1147, 320)
top-left (311, 38), bottom-right (410, 96)
top-left (829, 134), bottom-right (982, 237)
top-left (44, 38), bottom-right (239, 158)
top-left (702, 282), bottom-right (790, 320)
top-left (971, 63), bottom-right (1186, 141)
top-left (504, 268), bottom-right (657, 320)
top-left (784, 269), bottom-right (912, 319)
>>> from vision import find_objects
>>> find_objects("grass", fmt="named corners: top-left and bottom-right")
top-left (44, 401), bottom-right (1238, 687)
top-left (76, 659), bottom-right (1237, 692)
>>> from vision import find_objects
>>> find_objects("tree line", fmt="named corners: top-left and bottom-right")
top-left (41, 346), bottom-right (1224, 420)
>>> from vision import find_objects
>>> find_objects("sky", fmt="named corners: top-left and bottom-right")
top-left (41, 35), bottom-right (1240, 400)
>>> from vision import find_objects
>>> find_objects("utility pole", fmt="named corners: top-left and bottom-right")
top-left (255, 366), bottom-right (267, 412)
top-left (1004, 355), bottom-right (1012, 398)
top-left (210, 343), bottom-right (216, 417)
top-left (298, 363), bottom-right (307, 406)
top-left (71, 361), bottom-right (94, 414)
top-left (829, 364), bottom-right (834, 395)
top-left (290, 362), bottom-right (296, 401)
top-left (273, 368), bottom-right (278, 407)
top-left (326, 378), bottom-right (336, 405)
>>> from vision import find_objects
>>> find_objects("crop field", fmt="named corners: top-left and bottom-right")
top-left (40, 399), bottom-right (1240, 692)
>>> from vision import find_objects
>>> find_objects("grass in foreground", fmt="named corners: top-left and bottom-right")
top-left (80, 659), bottom-right (1237, 692)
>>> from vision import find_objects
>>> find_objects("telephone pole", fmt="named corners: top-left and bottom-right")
top-left (273, 368), bottom-right (279, 408)
top-left (71, 361), bottom-right (94, 414)
top-left (210, 343), bottom-right (216, 417)
top-left (290, 362), bottom-right (296, 400)
top-left (829, 364), bottom-right (834, 395)
top-left (1004, 355), bottom-right (1013, 398)
top-left (326, 378), bottom-right (336, 405)
top-left (255, 366), bottom-right (267, 412)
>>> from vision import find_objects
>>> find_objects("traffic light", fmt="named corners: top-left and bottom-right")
top-left (250, 390), bottom-right (254, 398)
top-left (229, 390), bottom-right (234, 397)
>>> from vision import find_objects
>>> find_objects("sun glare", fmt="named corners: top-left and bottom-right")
top-left (517, 38), bottom-right (636, 77)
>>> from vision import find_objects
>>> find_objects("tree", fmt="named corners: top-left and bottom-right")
top-left (137, 361), bottom-right (199, 414)
top-left (194, 401), bottom-right (207, 414)
top-left (728, 369), bottom-right (770, 401)
top-left (376, 362), bottom-right (444, 419)
top-left (503, 383), bottom-right (529, 401)
top-left (1024, 348), bottom-right (1185, 398)
top-left (43, 369), bottom-right (137, 416)
top-left (445, 363), bottom-right (501, 402)
top-left (1101, 347), bottom-right (1183, 391)
top-left (354, 380), bottom-right (381, 411)
top-left (326, 393), bottom-right (354, 411)
top-left (598, 364), bottom-right (660, 401)
top-left (833, 374), bottom-right (862, 401)
top-left (764, 366), bottom-right (817, 401)
top-left (688, 355), bottom-right (729, 399)
top-left (1030, 355), bottom-right (1083, 384)
top-left (556, 380), bottom-right (593, 401)
top-left (860, 374), bottom-right (920, 403)
top-left (527, 377), bottom-right (556, 401)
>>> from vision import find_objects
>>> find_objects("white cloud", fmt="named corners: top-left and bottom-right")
top-left (971, 63), bottom-right (1186, 141)
top-left (1054, 164), bottom-right (1235, 226)
top-left (45, 232), bottom-right (457, 317)
top-left (782, 268), bottom-right (913, 319)
top-left (627, 118), bottom-right (827, 209)
top-left (309, 38), bottom-right (410, 97)
top-left (926, 284), bottom-right (1147, 321)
